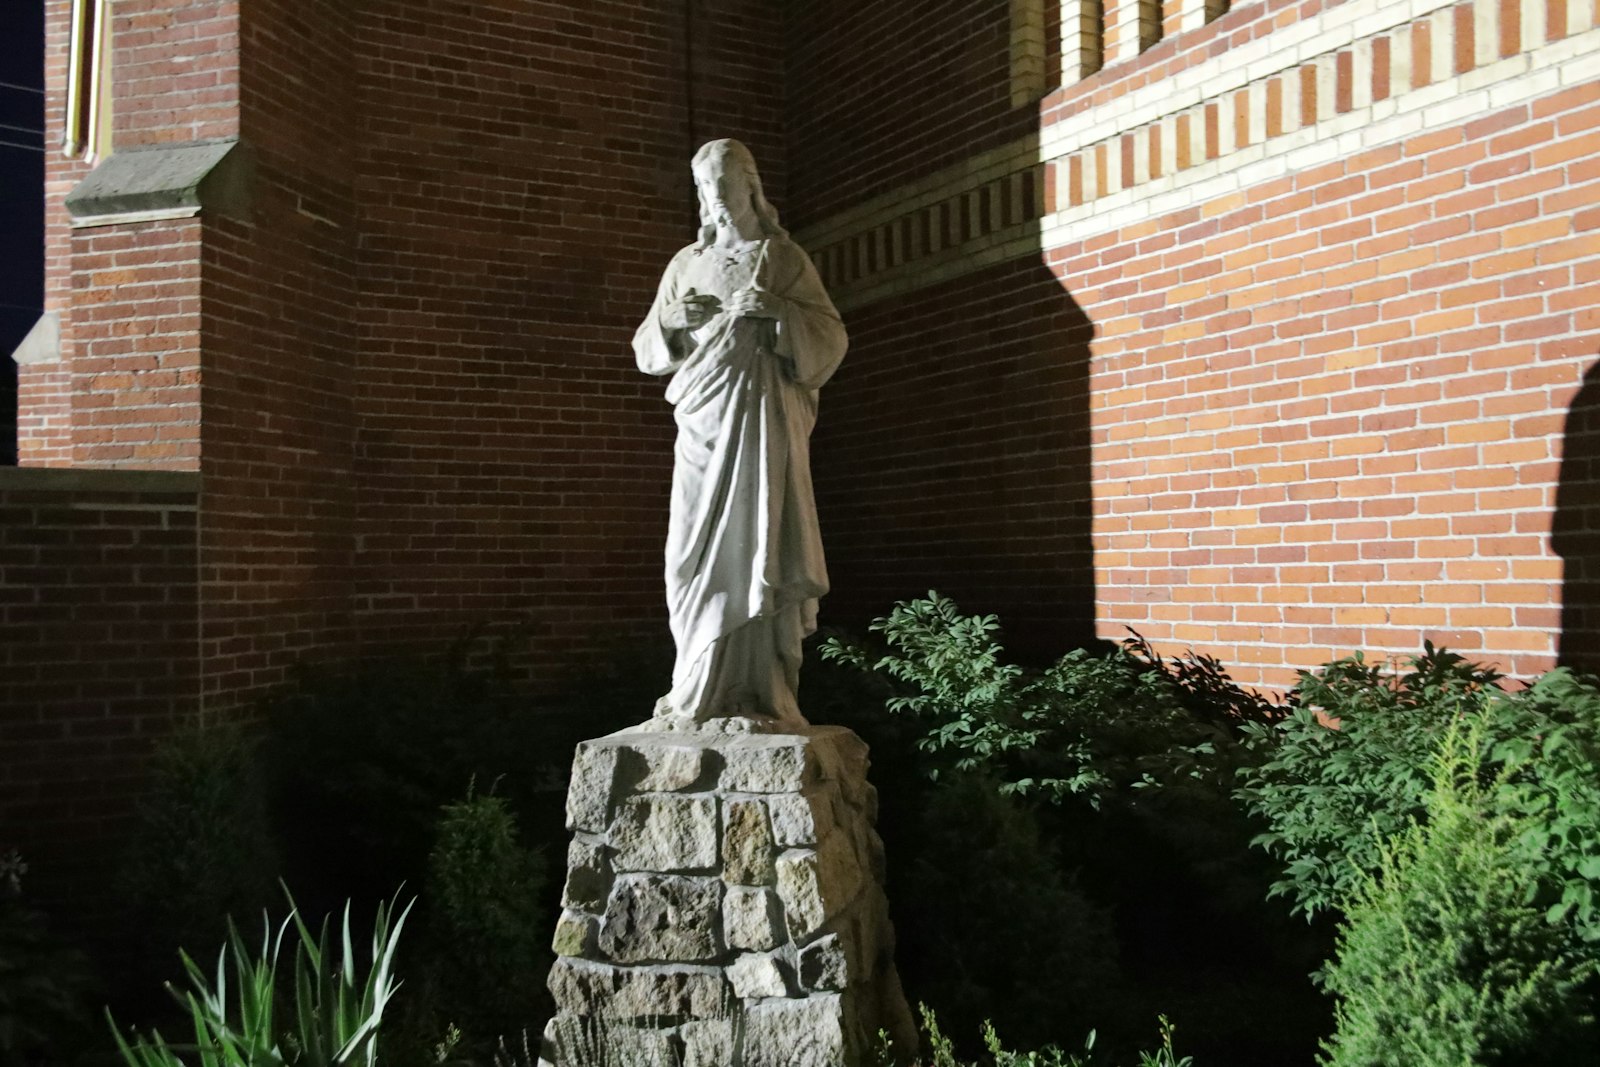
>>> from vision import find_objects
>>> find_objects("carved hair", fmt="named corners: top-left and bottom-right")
top-left (692, 138), bottom-right (788, 248)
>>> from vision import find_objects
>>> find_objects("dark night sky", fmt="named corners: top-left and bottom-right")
top-left (1, 4), bottom-right (46, 464)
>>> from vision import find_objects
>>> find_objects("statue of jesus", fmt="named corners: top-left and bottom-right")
top-left (633, 139), bottom-right (848, 731)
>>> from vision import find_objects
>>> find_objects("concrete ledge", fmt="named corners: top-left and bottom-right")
top-left (64, 137), bottom-right (251, 228)
top-left (0, 466), bottom-right (199, 496)
top-left (9, 312), bottom-right (60, 366)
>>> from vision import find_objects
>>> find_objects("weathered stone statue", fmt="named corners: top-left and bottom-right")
top-left (542, 142), bottom-right (912, 1067)
top-left (633, 138), bottom-right (847, 731)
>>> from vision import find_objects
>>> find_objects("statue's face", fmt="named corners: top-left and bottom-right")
top-left (695, 157), bottom-right (754, 230)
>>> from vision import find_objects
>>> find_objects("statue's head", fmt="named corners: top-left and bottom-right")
top-left (692, 138), bottom-right (787, 247)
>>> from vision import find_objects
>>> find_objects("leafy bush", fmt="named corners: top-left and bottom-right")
top-left (1489, 668), bottom-right (1600, 940)
top-left (261, 629), bottom-right (606, 913)
top-left (818, 593), bottom-right (1279, 809)
top-left (889, 777), bottom-right (1120, 1052)
top-left (116, 720), bottom-right (278, 992)
top-left (879, 1004), bottom-right (1194, 1067)
top-left (1319, 731), bottom-right (1599, 1066)
top-left (412, 784), bottom-right (551, 1056)
top-left (108, 891), bottom-right (412, 1067)
top-left (819, 595), bottom-right (1322, 1064)
top-left (0, 850), bottom-right (96, 1066)
top-left (1237, 650), bottom-right (1600, 944)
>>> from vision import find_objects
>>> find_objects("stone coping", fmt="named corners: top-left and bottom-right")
top-left (64, 137), bottom-right (251, 228)
top-left (0, 465), bottom-right (199, 496)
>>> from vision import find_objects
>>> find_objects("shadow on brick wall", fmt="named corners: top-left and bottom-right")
top-left (814, 259), bottom-right (1097, 662)
top-left (1555, 352), bottom-right (1600, 676)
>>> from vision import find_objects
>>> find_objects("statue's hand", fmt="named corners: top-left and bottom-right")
top-left (726, 286), bottom-right (783, 320)
top-left (663, 289), bottom-right (722, 329)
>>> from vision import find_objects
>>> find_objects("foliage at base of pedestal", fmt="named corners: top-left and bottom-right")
top-left (821, 591), bottom-right (1600, 1065)
top-left (870, 1005), bottom-right (1194, 1067)
top-left (409, 787), bottom-right (551, 1062)
top-left (815, 594), bottom-right (1316, 1061)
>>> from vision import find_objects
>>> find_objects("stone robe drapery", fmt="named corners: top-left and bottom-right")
top-left (633, 236), bottom-right (847, 725)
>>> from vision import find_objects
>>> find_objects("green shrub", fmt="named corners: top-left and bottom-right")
top-left (0, 850), bottom-right (96, 1066)
top-left (881, 1004), bottom-right (1194, 1067)
top-left (1319, 731), bottom-right (1599, 1066)
top-left (260, 627), bottom-right (645, 917)
top-left (1237, 651), bottom-right (1600, 945)
top-left (890, 777), bottom-right (1121, 1052)
top-left (818, 593), bottom-right (1279, 809)
top-left (116, 720), bottom-right (277, 984)
top-left (414, 784), bottom-right (551, 1055)
top-left (1234, 644), bottom-right (1500, 922)
top-left (1488, 668), bottom-right (1600, 941)
top-left (819, 595), bottom-right (1320, 1062)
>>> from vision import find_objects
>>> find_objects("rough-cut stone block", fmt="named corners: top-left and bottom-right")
top-left (562, 835), bottom-right (611, 911)
top-left (720, 734), bottom-right (818, 793)
top-left (610, 794), bottom-right (719, 872)
top-left (861, 780), bottom-right (879, 824)
top-left (766, 786), bottom-right (835, 849)
top-left (541, 1015), bottom-right (677, 1067)
top-left (743, 994), bottom-right (848, 1067)
top-left (599, 874), bottom-right (723, 963)
top-left (625, 741), bottom-right (712, 792)
top-left (549, 957), bottom-right (729, 1019)
top-left (728, 950), bottom-right (792, 998)
top-left (566, 742), bottom-right (623, 832)
top-left (723, 885), bottom-right (783, 952)
top-left (602, 1025), bottom-right (678, 1066)
top-left (722, 798), bottom-right (776, 885)
top-left (552, 909), bottom-right (597, 958)
top-left (843, 887), bottom-right (892, 982)
top-left (680, 1019), bottom-right (735, 1067)
top-left (798, 932), bottom-right (848, 992)
top-left (813, 729), bottom-right (871, 807)
top-left (548, 724), bottom-right (914, 1065)
top-left (775, 830), bottom-right (863, 943)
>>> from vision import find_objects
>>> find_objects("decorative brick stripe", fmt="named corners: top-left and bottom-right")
top-left (800, 0), bottom-right (1600, 311)
top-left (1055, 0), bottom-right (1600, 213)
top-left (809, 160), bottom-right (1049, 310)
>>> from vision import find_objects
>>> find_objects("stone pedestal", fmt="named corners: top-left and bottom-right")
top-left (543, 725), bottom-right (916, 1067)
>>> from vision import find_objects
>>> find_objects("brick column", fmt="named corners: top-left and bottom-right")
top-left (1179, 0), bottom-right (1229, 35)
top-left (1061, 1), bottom-right (1104, 81)
top-left (67, 220), bottom-right (201, 468)
top-left (1104, 0), bottom-right (1161, 66)
top-left (1010, 0), bottom-right (1049, 105)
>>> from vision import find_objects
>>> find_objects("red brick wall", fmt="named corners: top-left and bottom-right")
top-left (345, 0), bottom-right (786, 678)
top-left (22, 0), bottom-right (241, 469)
top-left (195, 0), bottom-right (358, 712)
top-left (24, 0), bottom-right (1596, 704)
top-left (1076, 85), bottom-right (1600, 688)
top-left (25, 0), bottom-right (794, 715)
top-left (814, 256), bottom-right (1099, 662)
top-left (22, 0), bottom-right (94, 467)
top-left (0, 468), bottom-right (198, 906)
top-left (790, 0), bottom-right (1600, 689)
top-left (68, 221), bottom-right (202, 468)
top-left (16, 365), bottom-right (73, 467)
top-left (784, 0), bottom-right (1032, 225)
top-left (112, 0), bottom-right (239, 144)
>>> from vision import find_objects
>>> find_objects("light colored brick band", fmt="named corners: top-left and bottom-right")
top-left (797, 0), bottom-right (1600, 312)
top-left (1043, 13), bottom-right (1600, 243)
